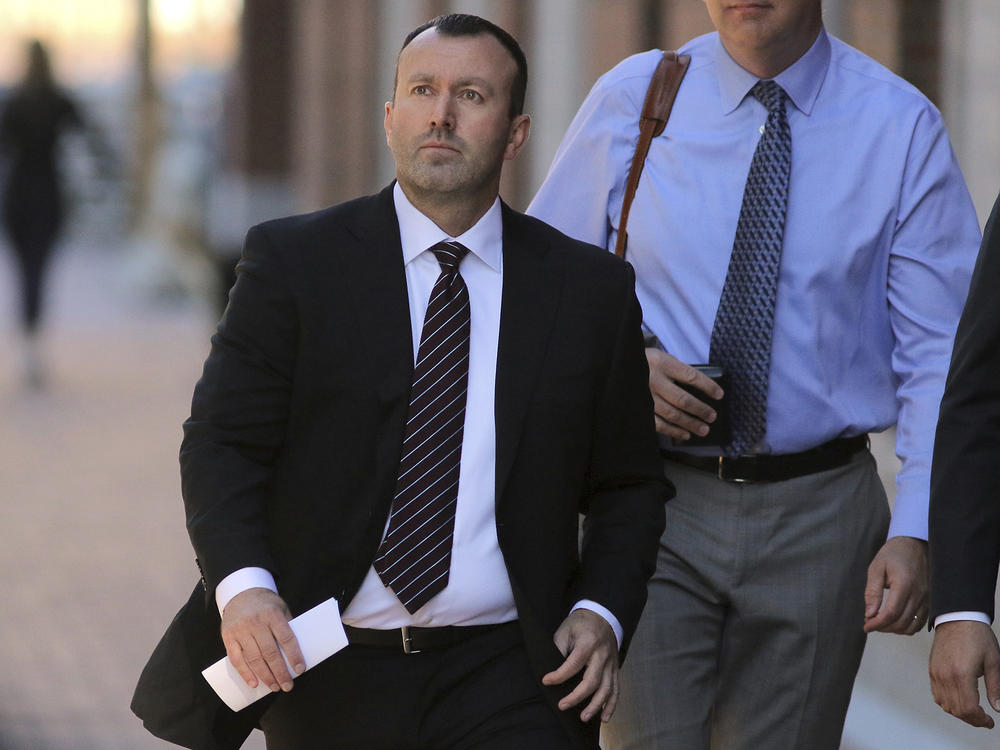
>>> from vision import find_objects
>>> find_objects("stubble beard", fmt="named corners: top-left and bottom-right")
top-left (394, 125), bottom-right (509, 200)
top-left (402, 154), bottom-right (471, 198)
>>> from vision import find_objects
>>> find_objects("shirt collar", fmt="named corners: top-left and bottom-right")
top-left (713, 26), bottom-right (831, 116)
top-left (393, 181), bottom-right (502, 272)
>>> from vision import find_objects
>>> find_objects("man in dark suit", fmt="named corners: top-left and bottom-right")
top-left (929, 190), bottom-right (1000, 729)
top-left (132, 13), bottom-right (668, 750)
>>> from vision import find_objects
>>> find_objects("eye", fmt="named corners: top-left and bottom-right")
top-left (413, 85), bottom-right (431, 96)
top-left (460, 89), bottom-right (483, 102)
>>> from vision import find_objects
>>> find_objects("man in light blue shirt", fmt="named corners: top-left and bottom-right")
top-left (529, 1), bottom-right (981, 748)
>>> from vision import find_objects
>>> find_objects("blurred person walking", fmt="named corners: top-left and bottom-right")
top-left (0, 40), bottom-right (84, 386)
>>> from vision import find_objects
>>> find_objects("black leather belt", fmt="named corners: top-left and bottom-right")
top-left (344, 621), bottom-right (514, 654)
top-left (662, 435), bottom-right (868, 483)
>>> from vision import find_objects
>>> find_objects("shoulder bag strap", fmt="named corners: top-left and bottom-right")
top-left (614, 50), bottom-right (690, 259)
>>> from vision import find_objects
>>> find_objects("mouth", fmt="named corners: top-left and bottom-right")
top-left (420, 141), bottom-right (460, 153)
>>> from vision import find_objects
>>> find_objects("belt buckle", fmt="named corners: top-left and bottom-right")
top-left (400, 625), bottom-right (421, 654)
top-left (717, 456), bottom-right (752, 484)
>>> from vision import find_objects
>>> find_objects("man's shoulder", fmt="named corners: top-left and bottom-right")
top-left (570, 33), bottom-right (716, 136)
top-left (251, 190), bottom-right (389, 242)
top-left (828, 35), bottom-right (939, 114)
top-left (601, 32), bottom-right (716, 82)
top-left (508, 207), bottom-right (625, 273)
top-left (675, 31), bottom-right (719, 68)
top-left (597, 49), bottom-right (667, 94)
top-left (590, 33), bottom-right (716, 100)
top-left (585, 49), bottom-right (672, 116)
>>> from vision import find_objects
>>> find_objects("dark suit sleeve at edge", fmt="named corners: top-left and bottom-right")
top-left (575, 260), bottom-right (671, 657)
top-left (930, 191), bottom-right (1000, 622)
top-left (180, 223), bottom-right (298, 601)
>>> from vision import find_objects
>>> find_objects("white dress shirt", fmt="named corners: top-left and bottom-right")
top-left (935, 611), bottom-right (991, 628)
top-left (216, 183), bottom-right (622, 643)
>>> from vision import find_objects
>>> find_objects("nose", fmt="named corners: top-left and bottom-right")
top-left (429, 96), bottom-right (455, 130)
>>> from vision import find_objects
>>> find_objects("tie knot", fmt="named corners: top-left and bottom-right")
top-left (431, 241), bottom-right (469, 273)
top-left (751, 80), bottom-right (786, 115)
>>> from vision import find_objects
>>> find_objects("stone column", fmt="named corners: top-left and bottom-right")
top-left (942, 0), bottom-right (1000, 222)
top-left (524, 0), bottom-right (585, 203)
top-left (899, 0), bottom-right (941, 105)
top-left (208, 0), bottom-right (295, 230)
top-left (292, 0), bottom-right (381, 210)
top-left (203, 0), bottom-right (296, 311)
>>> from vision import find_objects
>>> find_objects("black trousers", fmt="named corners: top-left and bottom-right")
top-left (15, 248), bottom-right (51, 331)
top-left (259, 621), bottom-right (571, 750)
top-left (4, 184), bottom-right (62, 333)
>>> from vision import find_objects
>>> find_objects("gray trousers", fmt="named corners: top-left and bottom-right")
top-left (604, 451), bottom-right (890, 750)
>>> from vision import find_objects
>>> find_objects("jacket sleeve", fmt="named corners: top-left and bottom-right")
top-left (180, 223), bottom-right (299, 600)
top-left (930, 192), bottom-right (1000, 621)
top-left (575, 260), bottom-right (671, 657)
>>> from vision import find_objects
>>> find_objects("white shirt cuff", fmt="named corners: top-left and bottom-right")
top-left (934, 611), bottom-right (992, 628)
top-left (572, 600), bottom-right (624, 649)
top-left (215, 567), bottom-right (278, 616)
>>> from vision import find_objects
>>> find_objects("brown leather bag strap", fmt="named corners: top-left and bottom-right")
top-left (614, 51), bottom-right (690, 258)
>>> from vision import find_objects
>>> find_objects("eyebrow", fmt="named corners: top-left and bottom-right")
top-left (406, 73), bottom-right (496, 94)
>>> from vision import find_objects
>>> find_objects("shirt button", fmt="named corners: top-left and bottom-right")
top-left (759, 124), bottom-right (766, 134)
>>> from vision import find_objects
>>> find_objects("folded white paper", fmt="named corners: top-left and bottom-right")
top-left (202, 596), bottom-right (348, 712)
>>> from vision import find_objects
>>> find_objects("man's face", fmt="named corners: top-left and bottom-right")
top-left (703, 0), bottom-right (823, 73)
top-left (385, 29), bottom-right (529, 203)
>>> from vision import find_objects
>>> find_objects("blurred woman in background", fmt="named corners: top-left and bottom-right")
top-left (1, 39), bottom-right (83, 387)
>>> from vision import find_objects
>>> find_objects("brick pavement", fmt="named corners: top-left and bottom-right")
top-left (0, 237), bottom-right (265, 750)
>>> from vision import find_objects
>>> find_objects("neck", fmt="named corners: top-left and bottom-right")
top-left (725, 25), bottom-right (821, 80)
top-left (399, 183), bottom-right (498, 237)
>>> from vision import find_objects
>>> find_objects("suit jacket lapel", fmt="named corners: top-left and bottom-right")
top-left (495, 205), bottom-right (565, 507)
top-left (342, 184), bottom-right (413, 404)
top-left (338, 185), bottom-right (414, 532)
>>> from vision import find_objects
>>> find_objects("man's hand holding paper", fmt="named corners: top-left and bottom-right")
top-left (221, 587), bottom-right (305, 693)
top-left (204, 595), bottom-right (349, 712)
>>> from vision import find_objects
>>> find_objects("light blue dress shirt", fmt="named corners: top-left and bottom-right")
top-left (528, 29), bottom-right (981, 541)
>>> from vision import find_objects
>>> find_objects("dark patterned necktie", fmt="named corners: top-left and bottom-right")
top-left (709, 80), bottom-right (791, 457)
top-left (374, 241), bottom-right (470, 613)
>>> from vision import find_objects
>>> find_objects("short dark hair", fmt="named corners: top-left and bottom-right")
top-left (396, 14), bottom-right (528, 118)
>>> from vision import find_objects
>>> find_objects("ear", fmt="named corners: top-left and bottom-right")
top-left (503, 114), bottom-right (530, 162)
top-left (383, 101), bottom-right (393, 145)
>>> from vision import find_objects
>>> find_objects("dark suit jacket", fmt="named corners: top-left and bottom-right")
top-left (132, 185), bottom-right (669, 749)
top-left (930, 191), bottom-right (1000, 622)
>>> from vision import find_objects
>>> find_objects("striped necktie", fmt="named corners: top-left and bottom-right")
top-left (374, 241), bottom-right (471, 613)
top-left (709, 80), bottom-right (791, 456)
